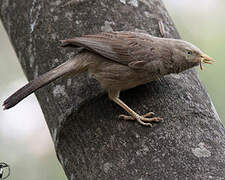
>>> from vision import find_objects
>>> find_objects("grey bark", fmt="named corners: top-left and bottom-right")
top-left (1, 0), bottom-right (225, 179)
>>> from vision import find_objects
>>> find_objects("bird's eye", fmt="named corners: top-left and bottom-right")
top-left (187, 51), bottom-right (192, 56)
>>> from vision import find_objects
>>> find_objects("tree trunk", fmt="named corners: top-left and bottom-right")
top-left (1, 0), bottom-right (225, 179)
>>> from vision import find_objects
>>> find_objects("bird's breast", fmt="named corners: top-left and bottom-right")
top-left (88, 60), bottom-right (160, 91)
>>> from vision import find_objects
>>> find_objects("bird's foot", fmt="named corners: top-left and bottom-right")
top-left (119, 112), bottom-right (163, 127)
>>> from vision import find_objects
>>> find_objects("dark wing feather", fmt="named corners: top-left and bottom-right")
top-left (61, 31), bottom-right (157, 66)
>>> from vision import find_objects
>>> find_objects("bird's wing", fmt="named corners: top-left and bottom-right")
top-left (61, 31), bottom-right (158, 68)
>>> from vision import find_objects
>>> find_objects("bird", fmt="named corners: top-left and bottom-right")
top-left (2, 31), bottom-right (214, 126)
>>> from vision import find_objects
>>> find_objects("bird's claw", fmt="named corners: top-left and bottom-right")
top-left (119, 112), bottom-right (163, 126)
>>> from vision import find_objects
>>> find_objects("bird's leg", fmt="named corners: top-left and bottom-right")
top-left (108, 90), bottom-right (163, 126)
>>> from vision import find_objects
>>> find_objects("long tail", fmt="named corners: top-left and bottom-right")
top-left (3, 54), bottom-right (90, 110)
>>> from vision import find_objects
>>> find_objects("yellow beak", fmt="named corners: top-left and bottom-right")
top-left (200, 54), bottom-right (215, 70)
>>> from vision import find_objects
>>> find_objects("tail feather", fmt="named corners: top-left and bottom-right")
top-left (3, 55), bottom-right (89, 110)
top-left (3, 78), bottom-right (45, 110)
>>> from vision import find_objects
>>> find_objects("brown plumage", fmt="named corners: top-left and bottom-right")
top-left (3, 31), bottom-right (214, 126)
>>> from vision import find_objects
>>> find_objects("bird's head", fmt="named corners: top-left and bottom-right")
top-left (166, 39), bottom-right (214, 73)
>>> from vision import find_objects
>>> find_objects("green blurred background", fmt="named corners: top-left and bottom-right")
top-left (0, 0), bottom-right (224, 179)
